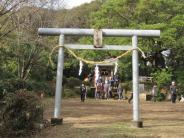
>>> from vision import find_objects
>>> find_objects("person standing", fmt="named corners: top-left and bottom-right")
top-left (80, 83), bottom-right (87, 102)
top-left (170, 81), bottom-right (177, 103)
top-left (117, 80), bottom-right (123, 100)
top-left (104, 78), bottom-right (110, 99)
top-left (151, 82), bottom-right (158, 102)
top-left (128, 92), bottom-right (133, 104)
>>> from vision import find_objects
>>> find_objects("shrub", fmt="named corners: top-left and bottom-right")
top-left (87, 87), bottom-right (95, 98)
top-left (0, 90), bottom-right (44, 137)
top-left (156, 92), bottom-right (166, 101)
top-left (26, 80), bottom-right (52, 96)
top-left (0, 79), bottom-right (17, 93)
top-left (65, 77), bottom-right (81, 88)
top-left (177, 83), bottom-right (184, 97)
top-left (151, 69), bottom-right (172, 88)
top-left (175, 68), bottom-right (184, 97)
top-left (122, 81), bottom-right (132, 92)
top-left (62, 88), bottom-right (79, 98)
top-left (0, 79), bottom-right (53, 96)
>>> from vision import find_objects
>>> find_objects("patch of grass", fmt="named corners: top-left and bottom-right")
top-left (37, 98), bottom-right (184, 138)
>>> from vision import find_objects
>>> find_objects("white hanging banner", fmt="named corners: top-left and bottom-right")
top-left (78, 61), bottom-right (83, 76)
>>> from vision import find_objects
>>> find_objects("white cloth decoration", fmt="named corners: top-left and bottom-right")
top-left (114, 61), bottom-right (118, 75)
top-left (161, 49), bottom-right (171, 57)
top-left (78, 61), bottom-right (83, 76)
top-left (95, 65), bottom-right (99, 82)
top-left (141, 52), bottom-right (146, 59)
top-left (161, 49), bottom-right (171, 68)
top-left (146, 61), bottom-right (152, 67)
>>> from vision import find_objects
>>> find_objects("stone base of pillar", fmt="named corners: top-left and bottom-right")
top-left (132, 120), bottom-right (143, 128)
top-left (51, 117), bottom-right (63, 125)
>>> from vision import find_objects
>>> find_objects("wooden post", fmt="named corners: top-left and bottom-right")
top-left (94, 29), bottom-right (103, 48)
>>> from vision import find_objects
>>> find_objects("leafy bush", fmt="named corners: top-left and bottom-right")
top-left (0, 79), bottom-right (20, 93)
top-left (151, 69), bottom-right (172, 101)
top-left (122, 81), bottom-right (132, 91)
top-left (175, 68), bottom-right (184, 96)
top-left (177, 83), bottom-right (184, 97)
top-left (26, 80), bottom-right (52, 96)
top-left (87, 87), bottom-right (95, 98)
top-left (151, 69), bottom-right (172, 88)
top-left (156, 92), bottom-right (166, 101)
top-left (0, 79), bottom-right (54, 96)
top-left (65, 77), bottom-right (81, 88)
top-left (62, 88), bottom-right (79, 98)
top-left (0, 90), bottom-right (44, 137)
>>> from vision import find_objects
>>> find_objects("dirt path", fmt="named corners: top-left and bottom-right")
top-left (35, 98), bottom-right (184, 138)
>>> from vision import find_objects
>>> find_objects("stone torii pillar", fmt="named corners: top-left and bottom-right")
top-left (38, 28), bottom-right (160, 127)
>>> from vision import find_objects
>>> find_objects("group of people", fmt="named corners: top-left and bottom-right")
top-left (151, 81), bottom-right (178, 103)
top-left (80, 75), bottom-right (124, 102)
top-left (80, 77), bottom-right (178, 103)
top-left (94, 76), bottom-right (123, 100)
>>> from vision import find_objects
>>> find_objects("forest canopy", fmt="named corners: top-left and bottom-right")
top-left (0, 0), bottom-right (184, 94)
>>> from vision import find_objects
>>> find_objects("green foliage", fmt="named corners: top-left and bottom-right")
top-left (26, 80), bottom-right (52, 96)
top-left (62, 88), bottom-right (79, 98)
top-left (0, 79), bottom-right (53, 96)
top-left (87, 88), bottom-right (95, 98)
top-left (65, 77), bottom-right (82, 89)
top-left (0, 79), bottom-right (25, 93)
top-left (151, 69), bottom-right (172, 88)
top-left (90, 0), bottom-right (137, 29)
top-left (0, 90), bottom-right (43, 137)
top-left (1, 0), bottom-right (184, 99)
top-left (57, 1), bottom-right (102, 28)
top-left (89, 0), bottom-right (184, 81)
top-left (122, 81), bottom-right (132, 91)
top-left (156, 92), bottom-right (166, 101)
top-left (175, 67), bottom-right (184, 96)
top-left (0, 80), bottom-right (13, 93)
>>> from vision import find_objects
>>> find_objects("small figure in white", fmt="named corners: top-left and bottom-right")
top-left (117, 80), bottom-right (123, 100)
top-left (179, 95), bottom-right (184, 102)
top-left (151, 82), bottom-right (158, 102)
top-left (170, 81), bottom-right (177, 103)
top-left (103, 77), bottom-right (110, 99)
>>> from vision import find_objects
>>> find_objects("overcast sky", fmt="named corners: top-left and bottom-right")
top-left (64, 0), bottom-right (94, 9)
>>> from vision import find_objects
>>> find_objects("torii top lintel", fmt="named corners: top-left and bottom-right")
top-left (38, 28), bottom-right (160, 37)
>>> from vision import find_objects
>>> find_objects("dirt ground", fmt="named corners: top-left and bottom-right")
top-left (35, 98), bottom-right (184, 138)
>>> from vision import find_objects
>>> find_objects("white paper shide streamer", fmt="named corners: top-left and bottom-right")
top-left (95, 65), bottom-right (99, 82)
top-left (114, 61), bottom-right (118, 75)
top-left (161, 49), bottom-right (171, 68)
top-left (78, 61), bottom-right (83, 76)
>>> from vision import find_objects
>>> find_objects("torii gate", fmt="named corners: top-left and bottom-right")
top-left (38, 28), bottom-right (160, 127)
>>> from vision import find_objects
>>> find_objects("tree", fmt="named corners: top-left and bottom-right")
top-left (0, 0), bottom-right (65, 81)
top-left (87, 0), bottom-right (184, 81)
top-left (0, 0), bottom-right (27, 39)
